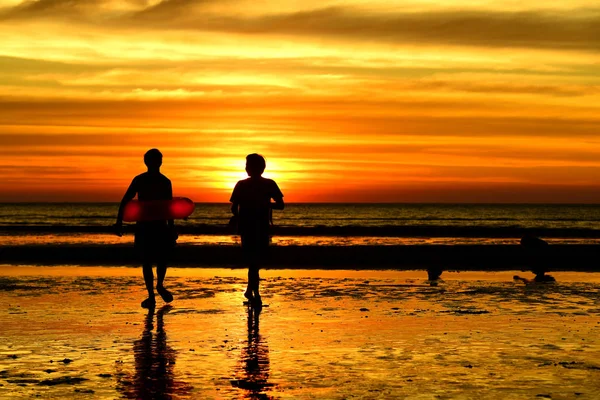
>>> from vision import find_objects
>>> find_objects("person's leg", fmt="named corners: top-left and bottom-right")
top-left (143, 262), bottom-right (154, 297)
top-left (138, 230), bottom-right (155, 308)
top-left (147, 226), bottom-right (175, 303)
top-left (142, 262), bottom-right (156, 308)
top-left (249, 264), bottom-right (261, 302)
top-left (156, 261), bottom-right (173, 303)
top-left (156, 262), bottom-right (167, 289)
top-left (251, 234), bottom-right (269, 302)
top-left (241, 234), bottom-right (254, 300)
top-left (244, 263), bottom-right (256, 300)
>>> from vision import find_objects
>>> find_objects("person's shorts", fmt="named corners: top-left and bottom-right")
top-left (134, 223), bottom-right (174, 263)
top-left (240, 225), bottom-right (270, 264)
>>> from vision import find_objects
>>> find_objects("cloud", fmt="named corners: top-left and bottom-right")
top-left (314, 181), bottom-right (600, 203)
top-left (2, 2), bottom-right (599, 51)
top-left (4, 55), bottom-right (596, 99)
top-left (133, 0), bottom-right (213, 20)
top-left (0, 0), bottom-right (153, 17)
top-left (219, 7), bottom-right (600, 50)
top-left (1, 0), bottom-right (97, 18)
top-left (0, 165), bottom-right (82, 175)
top-left (196, 7), bottom-right (600, 51)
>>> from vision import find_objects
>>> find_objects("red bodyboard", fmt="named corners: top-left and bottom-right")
top-left (123, 197), bottom-right (195, 222)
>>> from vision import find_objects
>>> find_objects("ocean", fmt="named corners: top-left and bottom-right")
top-left (1, 202), bottom-right (599, 237)
top-left (2, 202), bottom-right (600, 228)
top-left (1, 203), bottom-right (599, 267)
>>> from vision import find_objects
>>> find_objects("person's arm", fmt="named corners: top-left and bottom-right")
top-left (270, 181), bottom-right (284, 210)
top-left (271, 196), bottom-right (284, 210)
top-left (230, 182), bottom-right (241, 216)
top-left (167, 180), bottom-right (174, 230)
top-left (166, 180), bottom-right (178, 242)
top-left (229, 183), bottom-right (241, 231)
top-left (231, 202), bottom-right (239, 216)
top-left (115, 178), bottom-right (137, 236)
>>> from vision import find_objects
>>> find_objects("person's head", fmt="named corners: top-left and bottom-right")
top-left (245, 153), bottom-right (266, 177)
top-left (144, 148), bottom-right (163, 170)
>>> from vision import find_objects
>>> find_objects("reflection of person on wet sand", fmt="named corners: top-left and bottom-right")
top-left (117, 305), bottom-right (191, 398)
top-left (230, 153), bottom-right (284, 306)
top-left (231, 306), bottom-right (274, 399)
top-left (115, 149), bottom-right (177, 309)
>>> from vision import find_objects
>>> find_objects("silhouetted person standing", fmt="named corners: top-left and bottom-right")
top-left (230, 154), bottom-right (284, 306)
top-left (115, 149), bottom-right (177, 309)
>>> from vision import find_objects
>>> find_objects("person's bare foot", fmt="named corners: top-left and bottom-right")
top-left (157, 286), bottom-right (173, 303)
top-left (141, 297), bottom-right (156, 309)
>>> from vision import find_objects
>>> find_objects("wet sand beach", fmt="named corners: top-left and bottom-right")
top-left (1, 266), bottom-right (599, 399)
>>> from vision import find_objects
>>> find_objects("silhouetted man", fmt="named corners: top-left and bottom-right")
top-left (115, 149), bottom-right (176, 309)
top-left (230, 153), bottom-right (284, 306)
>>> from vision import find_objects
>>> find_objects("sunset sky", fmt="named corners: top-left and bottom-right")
top-left (0, 0), bottom-right (599, 202)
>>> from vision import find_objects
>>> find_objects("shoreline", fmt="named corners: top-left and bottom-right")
top-left (1, 243), bottom-right (598, 272)
top-left (2, 224), bottom-right (600, 238)
top-left (2, 265), bottom-right (600, 282)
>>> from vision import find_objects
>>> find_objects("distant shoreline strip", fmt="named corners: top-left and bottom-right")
top-left (2, 225), bottom-right (600, 238)
top-left (1, 244), bottom-right (598, 272)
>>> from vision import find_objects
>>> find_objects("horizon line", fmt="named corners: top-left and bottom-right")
top-left (2, 201), bottom-right (600, 206)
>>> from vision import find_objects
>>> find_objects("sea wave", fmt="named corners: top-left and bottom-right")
top-left (4, 215), bottom-right (600, 223)
top-left (1, 224), bottom-right (599, 238)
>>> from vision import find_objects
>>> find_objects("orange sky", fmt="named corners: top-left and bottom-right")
top-left (0, 0), bottom-right (599, 202)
